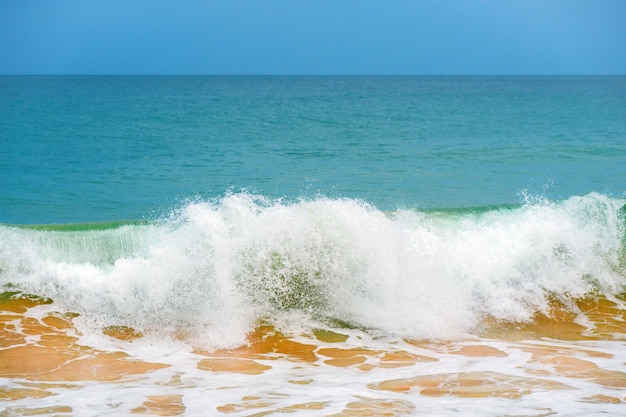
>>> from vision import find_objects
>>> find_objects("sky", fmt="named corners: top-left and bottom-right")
top-left (1, 0), bottom-right (625, 75)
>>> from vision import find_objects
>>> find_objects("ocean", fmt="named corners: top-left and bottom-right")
top-left (1, 75), bottom-right (625, 416)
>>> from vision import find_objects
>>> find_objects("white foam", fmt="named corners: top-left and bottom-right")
top-left (1, 192), bottom-right (624, 347)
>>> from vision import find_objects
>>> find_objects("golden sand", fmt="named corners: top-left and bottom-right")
top-left (331, 397), bottom-right (415, 416)
top-left (481, 293), bottom-right (626, 341)
top-left (195, 325), bottom-right (318, 363)
top-left (197, 357), bottom-right (272, 374)
top-left (0, 294), bottom-right (169, 383)
top-left (370, 371), bottom-right (573, 398)
top-left (0, 387), bottom-right (54, 401)
top-left (1, 291), bottom-right (625, 415)
top-left (131, 395), bottom-right (186, 416)
top-left (217, 396), bottom-right (327, 415)
top-left (1, 405), bottom-right (74, 415)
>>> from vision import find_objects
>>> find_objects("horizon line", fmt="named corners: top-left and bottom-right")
top-left (1, 73), bottom-right (625, 77)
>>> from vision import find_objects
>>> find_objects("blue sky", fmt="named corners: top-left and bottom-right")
top-left (1, 0), bottom-right (625, 74)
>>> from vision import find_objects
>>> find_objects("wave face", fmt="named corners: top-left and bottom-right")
top-left (1, 193), bottom-right (624, 348)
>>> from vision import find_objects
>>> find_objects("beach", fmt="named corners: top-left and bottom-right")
top-left (1, 75), bottom-right (625, 415)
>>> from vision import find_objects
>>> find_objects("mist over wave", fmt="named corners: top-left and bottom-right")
top-left (1, 192), bottom-right (624, 348)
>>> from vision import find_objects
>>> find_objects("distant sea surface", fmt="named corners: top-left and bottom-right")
top-left (2, 75), bottom-right (625, 224)
top-left (1, 76), bottom-right (625, 416)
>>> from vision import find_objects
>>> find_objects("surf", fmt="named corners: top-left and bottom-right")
top-left (1, 192), bottom-right (624, 349)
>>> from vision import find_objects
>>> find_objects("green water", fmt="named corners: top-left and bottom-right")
top-left (1, 75), bottom-right (625, 224)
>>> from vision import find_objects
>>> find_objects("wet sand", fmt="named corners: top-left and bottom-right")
top-left (1, 293), bottom-right (625, 416)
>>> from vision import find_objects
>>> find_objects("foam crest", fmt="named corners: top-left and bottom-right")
top-left (0, 192), bottom-right (624, 348)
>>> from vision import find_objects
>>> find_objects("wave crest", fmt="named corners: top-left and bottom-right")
top-left (1, 192), bottom-right (624, 347)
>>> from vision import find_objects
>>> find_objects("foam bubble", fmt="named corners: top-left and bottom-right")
top-left (1, 192), bottom-right (624, 347)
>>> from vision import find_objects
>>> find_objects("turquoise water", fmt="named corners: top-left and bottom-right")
top-left (2, 74), bottom-right (625, 339)
top-left (2, 76), bottom-right (626, 416)
top-left (2, 75), bottom-right (625, 224)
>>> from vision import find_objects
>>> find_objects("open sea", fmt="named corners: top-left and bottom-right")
top-left (1, 75), bottom-right (625, 416)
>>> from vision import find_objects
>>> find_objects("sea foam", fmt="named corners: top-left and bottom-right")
top-left (1, 192), bottom-right (624, 348)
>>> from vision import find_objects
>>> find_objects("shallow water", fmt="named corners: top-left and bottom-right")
top-left (1, 292), bottom-right (625, 416)
top-left (1, 193), bottom-right (626, 416)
